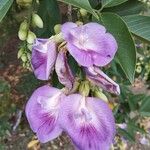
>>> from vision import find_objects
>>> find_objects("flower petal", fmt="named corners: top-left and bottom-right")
top-left (85, 67), bottom-right (120, 95)
top-left (61, 22), bottom-right (118, 67)
top-left (59, 94), bottom-right (116, 150)
top-left (25, 85), bottom-right (64, 143)
top-left (31, 38), bottom-right (57, 80)
top-left (67, 43), bottom-right (93, 67)
top-left (55, 51), bottom-right (75, 90)
top-left (61, 22), bottom-right (77, 41)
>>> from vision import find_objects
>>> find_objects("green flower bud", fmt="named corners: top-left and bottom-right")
top-left (94, 88), bottom-right (108, 103)
top-left (18, 30), bottom-right (27, 41)
top-left (20, 20), bottom-right (28, 31)
top-left (79, 81), bottom-right (90, 97)
top-left (79, 8), bottom-right (87, 17)
top-left (18, 48), bottom-right (24, 58)
top-left (21, 54), bottom-right (27, 62)
top-left (27, 31), bottom-right (36, 44)
top-left (136, 66), bottom-right (142, 73)
top-left (32, 13), bottom-right (43, 28)
top-left (54, 33), bottom-right (64, 43)
top-left (75, 21), bottom-right (83, 26)
top-left (54, 24), bottom-right (61, 34)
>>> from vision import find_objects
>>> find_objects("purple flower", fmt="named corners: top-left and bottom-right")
top-left (31, 38), bottom-right (57, 80)
top-left (60, 94), bottom-right (116, 150)
top-left (55, 51), bottom-right (75, 90)
top-left (25, 85), bottom-right (65, 143)
top-left (61, 22), bottom-right (118, 67)
top-left (85, 66), bottom-right (120, 95)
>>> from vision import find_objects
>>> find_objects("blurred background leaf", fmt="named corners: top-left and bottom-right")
top-left (0, 0), bottom-right (13, 22)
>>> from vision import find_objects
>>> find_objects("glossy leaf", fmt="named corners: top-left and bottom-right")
top-left (36, 0), bottom-right (60, 37)
top-left (0, 0), bottom-right (13, 22)
top-left (102, 0), bottom-right (127, 8)
top-left (123, 15), bottom-right (150, 43)
top-left (103, 1), bottom-right (145, 16)
top-left (59, 0), bottom-right (98, 18)
top-left (97, 13), bottom-right (136, 83)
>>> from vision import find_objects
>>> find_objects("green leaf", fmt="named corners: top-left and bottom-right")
top-left (140, 96), bottom-right (150, 117)
top-left (128, 94), bottom-right (146, 111)
top-left (103, 1), bottom-right (145, 16)
top-left (118, 128), bottom-right (135, 142)
top-left (123, 15), bottom-right (150, 43)
top-left (0, 0), bottom-right (13, 22)
top-left (102, 0), bottom-right (127, 8)
top-left (97, 13), bottom-right (136, 83)
top-left (59, 0), bottom-right (98, 18)
top-left (35, 0), bottom-right (60, 37)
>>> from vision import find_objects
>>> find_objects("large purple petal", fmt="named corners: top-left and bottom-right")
top-left (25, 85), bottom-right (64, 143)
top-left (59, 94), bottom-right (116, 150)
top-left (67, 43), bottom-right (93, 67)
top-left (55, 51), bottom-right (75, 90)
top-left (85, 66), bottom-right (120, 95)
top-left (31, 38), bottom-right (57, 80)
top-left (61, 22), bottom-right (118, 67)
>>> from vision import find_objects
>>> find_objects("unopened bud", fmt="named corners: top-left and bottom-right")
top-left (27, 31), bottom-right (36, 44)
top-left (79, 9), bottom-right (87, 17)
top-left (79, 81), bottom-right (90, 97)
top-left (21, 54), bottom-right (27, 62)
top-left (18, 30), bottom-right (27, 41)
top-left (136, 66), bottom-right (142, 73)
top-left (32, 13), bottom-right (43, 28)
top-left (94, 88), bottom-right (108, 103)
top-left (76, 21), bottom-right (83, 26)
top-left (54, 33), bottom-right (64, 43)
top-left (20, 20), bottom-right (28, 31)
top-left (54, 24), bottom-right (61, 34)
top-left (18, 48), bottom-right (24, 58)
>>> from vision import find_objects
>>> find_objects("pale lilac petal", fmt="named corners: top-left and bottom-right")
top-left (55, 51), bottom-right (75, 90)
top-left (67, 43), bottom-right (93, 67)
top-left (59, 94), bottom-right (116, 150)
top-left (31, 38), bottom-right (57, 80)
top-left (25, 85), bottom-right (64, 143)
top-left (61, 22), bottom-right (118, 67)
top-left (85, 66), bottom-right (120, 95)
top-left (61, 22), bottom-right (77, 41)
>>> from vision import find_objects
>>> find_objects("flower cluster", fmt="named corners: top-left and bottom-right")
top-left (25, 22), bottom-right (120, 150)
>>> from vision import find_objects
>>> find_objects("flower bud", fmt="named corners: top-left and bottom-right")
top-left (21, 54), bottom-right (27, 62)
top-left (54, 33), bottom-right (64, 43)
top-left (19, 20), bottom-right (28, 31)
top-left (136, 66), bottom-right (142, 73)
top-left (79, 9), bottom-right (87, 17)
top-left (27, 31), bottom-right (36, 44)
top-left (18, 48), bottom-right (24, 58)
top-left (75, 21), bottom-right (83, 26)
top-left (79, 81), bottom-right (90, 97)
top-left (54, 24), bottom-right (61, 34)
top-left (18, 30), bottom-right (27, 41)
top-left (94, 88), bottom-right (108, 103)
top-left (32, 13), bottom-right (43, 28)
